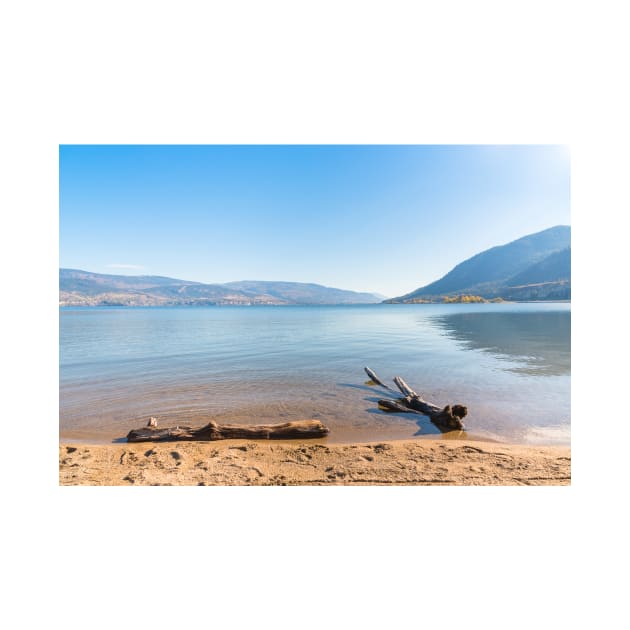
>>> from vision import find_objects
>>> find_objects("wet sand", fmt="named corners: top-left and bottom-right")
top-left (59, 438), bottom-right (570, 485)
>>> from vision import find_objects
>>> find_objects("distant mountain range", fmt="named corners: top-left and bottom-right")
top-left (59, 269), bottom-right (384, 306)
top-left (60, 226), bottom-right (570, 306)
top-left (386, 225), bottom-right (571, 303)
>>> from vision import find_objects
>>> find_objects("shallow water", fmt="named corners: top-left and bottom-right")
top-left (59, 303), bottom-right (570, 445)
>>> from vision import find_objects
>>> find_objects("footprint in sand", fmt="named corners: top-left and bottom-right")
top-left (170, 452), bottom-right (183, 466)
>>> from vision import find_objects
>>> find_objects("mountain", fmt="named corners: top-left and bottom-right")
top-left (59, 268), bottom-right (203, 294)
top-left (387, 226), bottom-right (571, 302)
top-left (59, 269), bottom-right (383, 306)
top-left (506, 246), bottom-right (570, 286)
top-left (223, 280), bottom-right (381, 305)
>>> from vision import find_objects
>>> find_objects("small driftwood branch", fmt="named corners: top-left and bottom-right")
top-left (364, 366), bottom-right (396, 391)
top-left (127, 418), bottom-right (330, 443)
top-left (364, 367), bottom-right (468, 431)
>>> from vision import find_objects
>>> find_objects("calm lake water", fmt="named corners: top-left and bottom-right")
top-left (59, 303), bottom-right (570, 445)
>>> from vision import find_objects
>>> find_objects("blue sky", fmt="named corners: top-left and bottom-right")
top-left (59, 145), bottom-right (570, 297)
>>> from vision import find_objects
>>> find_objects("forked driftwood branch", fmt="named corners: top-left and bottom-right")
top-left (364, 367), bottom-right (468, 430)
top-left (127, 418), bottom-right (330, 443)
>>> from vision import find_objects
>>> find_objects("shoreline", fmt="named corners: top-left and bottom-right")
top-left (59, 437), bottom-right (571, 486)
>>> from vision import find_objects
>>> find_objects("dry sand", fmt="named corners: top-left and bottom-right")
top-left (59, 438), bottom-right (570, 486)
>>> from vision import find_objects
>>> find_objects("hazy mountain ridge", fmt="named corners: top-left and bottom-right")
top-left (387, 226), bottom-right (571, 303)
top-left (59, 269), bottom-right (382, 306)
top-left (506, 246), bottom-right (570, 286)
top-left (224, 280), bottom-right (382, 305)
top-left (59, 268), bottom-right (204, 294)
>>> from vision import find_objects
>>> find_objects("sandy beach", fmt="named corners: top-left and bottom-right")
top-left (59, 438), bottom-right (570, 486)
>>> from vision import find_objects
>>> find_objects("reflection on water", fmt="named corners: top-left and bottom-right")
top-left (428, 311), bottom-right (570, 376)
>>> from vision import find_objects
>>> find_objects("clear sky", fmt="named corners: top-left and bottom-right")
top-left (59, 145), bottom-right (570, 297)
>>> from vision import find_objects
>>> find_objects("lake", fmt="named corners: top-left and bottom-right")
top-left (59, 303), bottom-right (570, 445)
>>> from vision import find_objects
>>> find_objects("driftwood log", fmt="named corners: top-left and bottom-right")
top-left (127, 418), bottom-right (330, 443)
top-left (364, 367), bottom-right (468, 431)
